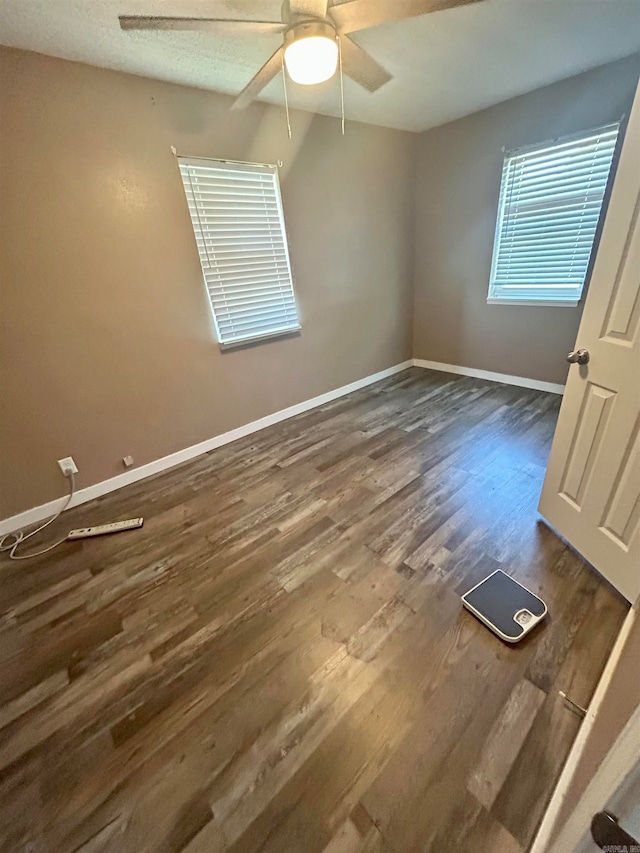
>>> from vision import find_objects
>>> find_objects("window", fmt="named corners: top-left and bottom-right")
top-left (179, 157), bottom-right (300, 347)
top-left (487, 123), bottom-right (620, 306)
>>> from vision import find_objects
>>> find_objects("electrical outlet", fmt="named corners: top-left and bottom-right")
top-left (123, 455), bottom-right (134, 468)
top-left (58, 456), bottom-right (78, 476)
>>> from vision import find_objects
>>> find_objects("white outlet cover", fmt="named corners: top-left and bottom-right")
top-left (57, 456), bottom-right (78, 475)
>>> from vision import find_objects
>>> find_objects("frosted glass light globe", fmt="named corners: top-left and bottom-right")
top-left (284, 33), bottom-right (338, 85)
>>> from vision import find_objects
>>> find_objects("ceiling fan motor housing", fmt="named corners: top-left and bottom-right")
top-left (281, 0), bottom-right (333, 26)
top-left (283, 19), bottom-right (337, 47)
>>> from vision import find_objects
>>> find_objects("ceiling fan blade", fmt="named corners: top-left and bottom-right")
top-left (329, 0), bottom-right (483, 34)
top-left (339, 35), bottom-right (391, 92)
top-left (231, 47), bottom-right (284, 110)
top-left (287, 0), bottom-right (330, 19)
top-left (119, 16), bottom-right (285, 34)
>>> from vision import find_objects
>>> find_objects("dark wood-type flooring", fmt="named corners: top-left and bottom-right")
top-left (0, 368), bottom-right (628, 853)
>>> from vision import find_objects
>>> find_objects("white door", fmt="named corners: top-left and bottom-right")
top-left (538, 80), bottom-right (640, 603)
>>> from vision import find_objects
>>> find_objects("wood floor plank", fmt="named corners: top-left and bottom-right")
top-left (467, 677), bottom-right (546, 809)
top-left (0, 368), bottom-right (628, 853)
top-left (228, 668), bottom-right (415, 853)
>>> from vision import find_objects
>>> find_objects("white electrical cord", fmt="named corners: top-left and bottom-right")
top-left (0, 473), bottom-right (75, 560)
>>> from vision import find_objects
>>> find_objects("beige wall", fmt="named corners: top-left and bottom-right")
top-left (3, 47), bottom-right (639, 520)
top-left (413, 54), bottom-right (640, 385)
top-left (0, 47), bottom-right (415, 518)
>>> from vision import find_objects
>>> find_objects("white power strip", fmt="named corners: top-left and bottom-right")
top-left (67, 518), bottom-right (144, 540)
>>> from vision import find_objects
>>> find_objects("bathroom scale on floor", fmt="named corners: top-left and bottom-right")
top-left (461, 569), bottom-right (547, 643)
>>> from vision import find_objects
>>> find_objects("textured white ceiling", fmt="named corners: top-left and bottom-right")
top-left (0, 0), bottom-right (639, 131)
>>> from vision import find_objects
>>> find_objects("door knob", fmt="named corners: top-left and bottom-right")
top-left (567, 349), bottom-right (590, 365)
top-left (591, 811), bottom-right (638, 849)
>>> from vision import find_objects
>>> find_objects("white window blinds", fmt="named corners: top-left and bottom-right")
top-left (488, 123), bottom-right (620, 306)
top-left (179, 157), bottom-right (300, 347)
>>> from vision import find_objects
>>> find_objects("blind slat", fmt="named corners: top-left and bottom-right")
top-left (202, 264), bottom-right (291, 280)
top-left (195, 240), bottom-right (285, 248)
top-left (497, 244), bottom-right (596, 257)
top-left (198, 253), bottom-right (288, 271)
top-left (206, 279), bottom-right (294, 295)
top-left (503, 178), bottom-right (610, 207)
top-left (215, 304), bottom-right (298, 325)
top-left (488, 124), bottom-right (619, 304)
top-left (180, 158), bottom-right (299, 346)
top-left (212, 295), bottom-right (298, 314)
top-left (217, 314), bottom-right (298, 335)
top-left (203, 268), bottom-right (291, 282)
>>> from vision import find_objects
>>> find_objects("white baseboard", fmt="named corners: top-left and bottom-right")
top-left (0, 360), bottom-right (412, 537)
top-left (412, 358), bottom-right (565, 395)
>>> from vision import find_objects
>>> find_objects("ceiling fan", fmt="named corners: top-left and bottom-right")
top-left (119, 0), bottom-right (481, 110)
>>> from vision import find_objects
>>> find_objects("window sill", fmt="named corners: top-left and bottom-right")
top-left (486, 298), bottom-right (580, 308)
top-left (219, 325), bottom-right (302, 351)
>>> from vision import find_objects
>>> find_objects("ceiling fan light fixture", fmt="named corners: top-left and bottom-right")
top-left (283, 21), bottom-right (338, 86)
